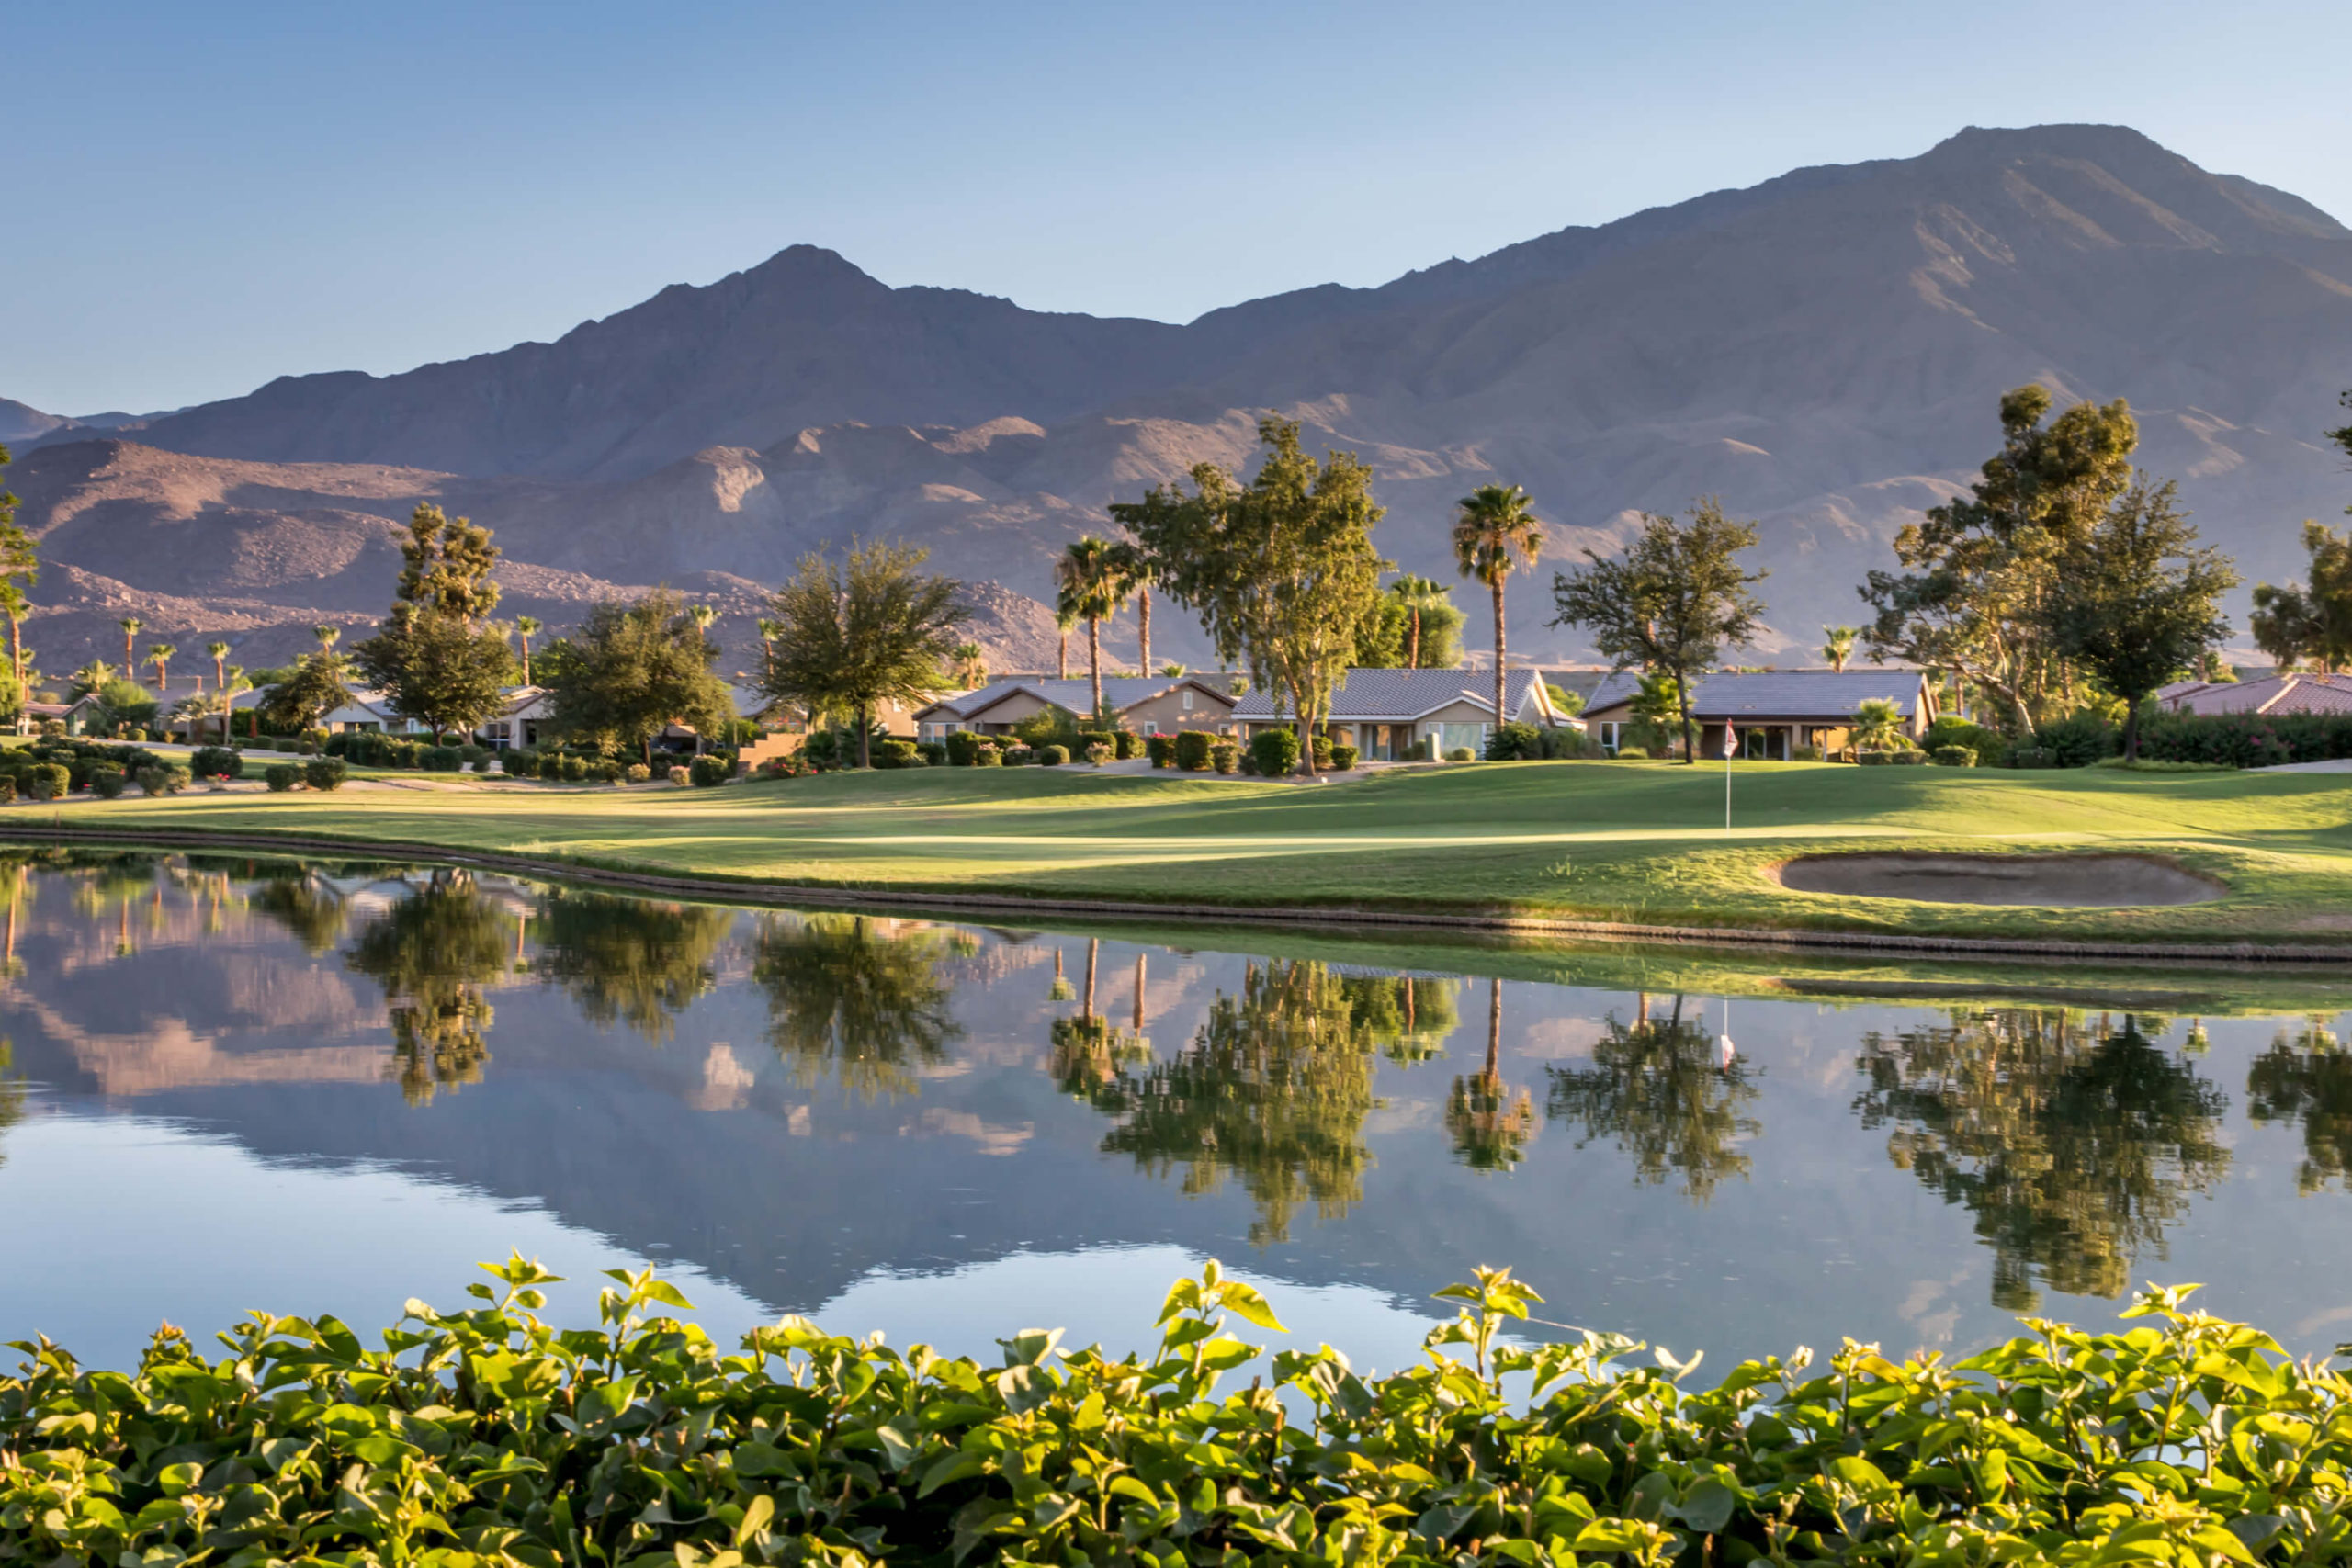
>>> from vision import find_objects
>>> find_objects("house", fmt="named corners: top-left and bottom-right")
top-left (473, 686), bottom-right (552, 750)
top-left (911, 676), bottom-right (1239, 740)
top-left (2156, 672), bottom-right (2352, 717)
top-left (1230, 669), bottom-right (1570, 761)
top-left (318, 691), bottom-right (434, 738)
top-left (1578, 669), bottom-right (1940, 759)
top-left (22, 694), bottom-right (111, 737)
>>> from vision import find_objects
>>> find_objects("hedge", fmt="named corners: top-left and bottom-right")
top-left (1250, 728), bottom-right (1300, 777)
top-left (2138, 710), bottom-right (2352, 769)
top-left (1, 1266), bottom-right (2341, 1567)
top-left (1173, 730), bottom-right (1215, 772)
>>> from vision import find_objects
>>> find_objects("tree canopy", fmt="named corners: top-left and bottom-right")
top-left (540, 588), bottom-right (734, 763)
top-left (1548, 501), bottom-right (1767, 762)
top-left (1111, 418), bottom-right (1387, 773)
top-left (2251, 520), bottom-right (2352, 673)
top-left (256, 650), bottom-right (353, 733)
top-left (762, 539), bottom-right (967, 768)
top-left (349, 504), bottom-right (517, 740)
top-left (0, 444), bottom-right (35, 725)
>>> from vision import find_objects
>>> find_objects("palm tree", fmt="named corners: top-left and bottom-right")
top-left (514, 616), bottom-right (541, 684)
top-left (313, 624), bottom-right (340, 653)
top-left (146, 642), bottom-right (176, 693)
top-left (753, 618), bottom-right (778, 685)
top-left (119, 616), bottom-right (142, 672)
top-left (206, 640), bottom-right (230, 694)
top-left (1056, 536), bottom-right (1128, 722)
top-left (1392, 573), bottom-right (1449, 669)
top-left (72, 660), bottom-right (114, 695)
top-left (0, 583), bottom-right (28, 730)
top-left (1445, 976), bottom-right (1536, 1170)
top-left (1822, 626), bottom-right (1858, 672)
top-left (1054, 604), bottom-right (1076, 681)
top-left (1159, 662), bottom-right (1186, 678)
top-left (949, 642), bottom-right (987, 690)
top-left (689, 604), bottom-right (718, 637)
top-left (1851, 696), bottom-right (1904, 753)
top-left (1452, 485), bottom-right (1545, 735)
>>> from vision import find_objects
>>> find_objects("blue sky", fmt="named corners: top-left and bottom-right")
top-left (7, 0), bottom-right (2347, 414)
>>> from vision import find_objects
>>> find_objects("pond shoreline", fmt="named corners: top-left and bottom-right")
top-left (7, 819), bottom-right (2352, 964)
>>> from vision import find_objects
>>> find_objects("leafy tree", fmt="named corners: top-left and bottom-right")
top-left (541, 589), bottom-right (733, 764)
top-left (2046, 479), bottom-right (2237, 761)
top-left (1550, 501), bottom-right (1767, 763)
top-left (1853, 1009), bottom-right (2228, 1309)
top-left (1056, 536), bottom-right (1131, 722)
top-left (1821, 625), bottom-right (1857, 672)
top-left (248, 867), bottom-right (354, 954)
top-left (344, 871), bottom-right (514, 1107)
top-left (2250, 521), bottom-right (2352, 673)
top-left (1860, 387), bottom-right (2138, 734)
top-left (1357, 576), bottom-right (1466, 669)
top-left (532, 890), bottom-right (734, 1044)
top-left (0, 444), bottom-right (37, 727)
top-left (762, 539), bottom-right (968, 769)
top-left (1112, 417), bottom-right (1388, 774)
top-left (257, 649), bottom-right (353, 733)
top-left (752, 913), bottom-right (961, 1099)
top-left (350, 504), bottom-right (517, 741)
top-left (1545, 994), bottom-right (1759, 1201)
top-left (1453, 484), bottom-right (1545, 735)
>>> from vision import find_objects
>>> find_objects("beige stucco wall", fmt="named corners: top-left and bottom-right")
top-left (1119, 689), bottom-right (1234, 734)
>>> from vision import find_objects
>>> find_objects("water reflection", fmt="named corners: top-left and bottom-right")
top-left (8, 850), bottom-right (2352, 1369)
top-left (752, 913), bottom-right (961, 1098)
top-left (2246, 1019), bottom-right (2352, 1195)
top-left (1545, 993), bottom-right (1760, 1199)
top-left (1852, 1010), bottom-right (2230, 1310)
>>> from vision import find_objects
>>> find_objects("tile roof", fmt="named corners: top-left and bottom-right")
top-left (2160, 672), bottom-right (2352, 716)
top-left (1229, 668), bottom-right (1552, 721)
top-left (921, 675), bottom-right (1232, 721)
top-left (1583, 668), bottom-right (1932, 719)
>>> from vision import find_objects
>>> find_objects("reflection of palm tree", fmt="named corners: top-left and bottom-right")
top-left (752, 914), bottom-right (961, 1099)
top-left (2247, 1017), bottom-right (2352, 1194)
top-left (0, 1038), bottom-right (24, 1171)
top-left (1545, 993), bottom-right (1760, 1201)
top-left (531, 889), bottom-right (734, 1043)
top-left (1853, 1010), bottom-right (2228, 1309)
top-left (1445, 976), bottom-right (1535, 1170)
top-left (1072, 960), bottom-right (1402, 1244)
top-left (345, 871), bottom-right (514, 1106)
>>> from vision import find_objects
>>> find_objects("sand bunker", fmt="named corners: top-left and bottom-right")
top-left (1773, 852), bottom-right (2223, 908)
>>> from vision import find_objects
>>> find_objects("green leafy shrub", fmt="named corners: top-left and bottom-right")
top-left (1250, 728), bottom-right (1300, 777)
top-left (1614, 744), bottom-right (1649, 760)
top-left (1083, 740), bottom-right (1112, 765)
top-left (2009, 745), bottom-right (2056, 769)
top-left (458, 743), bottom-right (488, 765)
top-left (1329, 743), bottom-right (1359, 770)
top-left (0, 775), bottom-right (17, 805)
top-left (1930, 744), bottom-right (1978, 767)
top-left (625, 762), bottom-right (652, 783)
top-left (873, 739), bottom-right (922, 770)
top-left (474, 754), bottom-right (500, 773)
top-left (1922, 716), bottom-right (2008, 766)
top-left (189, 745), bottom-right (243, 780)
top-left (1792, 743), bottom-right (1823, 761)
top-left (25, 763), bottom-right (68, 801)
top-left (1446, 745), bottom-right (1476, 761)
top-left (422, 744), bottom-right (465, 773)
top-left (303, 757), bottom-right (347, 791)
top-left (1310, 732), bottom-right (1333, 769)
top-left (1486, 721), bottom-right (1543, 761)
top-left (1113, 728), bottom-right (1144, 760)
top-left (689, 754), bottom-right (732, 787)
top-left (1210, 739), bottom-right (1240, 774)
top-left (995, 745), bottom-right (1026, 766)
top-left (1077, 728), bottom-right (1116, 757)
top-left (2138, 710), bottom-right (2352, 768)
top-left (917, 739), bottom-right (948, 767)
top-left (2039, 710), bottom-right (2120, 768)
top-left (944, 729), bottom-right (986, 765)
top-left (1145, 734), bottom-right (1176, 768)
top-left (560, 754), bottom-right (591, 782)
top-left (596, 760), bottom-right (627, 784)
top-left (502, 748), bottom-right (541, 779)
top-left (263, 763), bottom-right (299, 792)
top-left (136, 763), bottom-right (190, 796)
top-left (0, 1264), bottom-right (2326, 1568)
top-left (1173, 729), bottom-right (1215, 772)
top-left (1039, 743), bottom-right (1069, 766)
top-left (88, 765), bottom-right (127, 799)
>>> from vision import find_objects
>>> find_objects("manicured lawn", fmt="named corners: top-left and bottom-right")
top-left (14, 759), bottom-right (2352, 946)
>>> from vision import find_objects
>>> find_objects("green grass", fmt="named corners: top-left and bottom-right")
top-left (16, 759), bottom-right (2352, 948)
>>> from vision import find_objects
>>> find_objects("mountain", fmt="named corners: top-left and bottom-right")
top-left (12, 123), bottom-right (2352, 672)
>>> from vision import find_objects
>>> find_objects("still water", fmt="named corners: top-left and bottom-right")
top-left (4, 849), bottom-right (2350, 1376)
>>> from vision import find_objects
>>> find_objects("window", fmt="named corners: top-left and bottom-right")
top-left (1181, 689), bottom-right (1193, 711)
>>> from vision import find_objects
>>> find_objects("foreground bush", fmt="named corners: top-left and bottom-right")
top-left (1174, 729), bottom-right (1215, 771)
top-left (1250, 728), bottom-right (1300, 777)
top-left (1, 1266), bottom-right (2339, 1567)
top-left (303, 757), bottom-right (347, 792)
top-left (689, 754), bottom-right (733, 787)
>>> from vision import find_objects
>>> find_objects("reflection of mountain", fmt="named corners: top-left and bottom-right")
top-left (531, 890), bottom-right (734, 1044)
top-left (2246, 1021), bottom-right (2352, 1195)
top-left (1545, 994), bottom-right (1758, 1200)
top-left (1066, 960), bottom-right (1440, 1244)
top-left (1853, 1010), bottom-right (2229, 1309)
top-left (752, 914), bottom-right (961, 1099)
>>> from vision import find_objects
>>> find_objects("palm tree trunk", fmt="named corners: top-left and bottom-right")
top-left (1485, 976), bottom-right (1501, 1083)
top-left (6, 615), bottom-right (20, 732)
top-left (1137, 587), bottom-right (1151, 675)
top-left (1492, 582), bottom-right (1508, 744)
top-left (1082, 938), bottom-right (1098, 1021)
top-left (1408, 608), bottom-right (1421, 670)
top-left (1058, 628), bottom-right (1069, 681)
top-left (1088, 616), bottom-right (1103, 724)
top-left (1132, 952), bottom-right (1146, 1031)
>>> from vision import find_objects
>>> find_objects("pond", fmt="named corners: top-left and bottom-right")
top-left (4, 848), bottom-right (2351, 1378)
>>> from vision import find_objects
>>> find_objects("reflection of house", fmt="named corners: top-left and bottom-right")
top-left (1231, 670), bottom-right (1568, 761)
top-left (2156, 672), bottom-right (2352, 716)
top-left (912, 676), bottom-right (1239, 740)
top-left (1579, 669), bottom-right (1939, 759)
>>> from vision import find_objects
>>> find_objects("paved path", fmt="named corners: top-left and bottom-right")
top-left (2255, 759), bottom-right (2352, 773)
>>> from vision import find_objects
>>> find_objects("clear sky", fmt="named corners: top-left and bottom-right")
top-left (6, 0), bottom-right (2347, 415)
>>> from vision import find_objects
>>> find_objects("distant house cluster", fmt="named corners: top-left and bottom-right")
top-left (1579, 670), bottom-right (1939, 759)
top-left (2156, 671), bottom-right (2352, 717)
